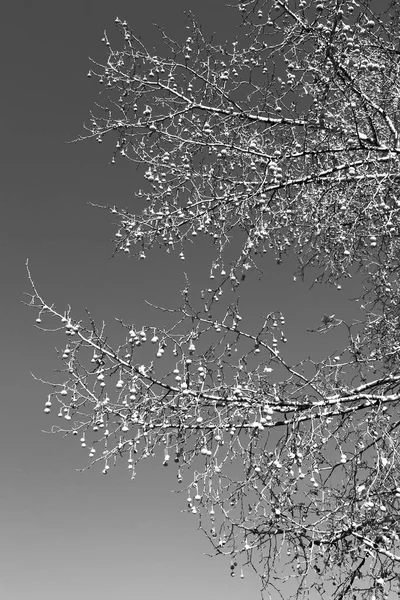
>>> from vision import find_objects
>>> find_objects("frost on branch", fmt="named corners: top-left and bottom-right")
top-left (82, 1), bottom-right (400, 294)
top-left (27, 0), bottom-right (400, 599)
top-left (26, 259), bottom-right (400, 599)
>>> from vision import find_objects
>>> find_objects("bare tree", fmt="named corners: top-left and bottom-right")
top-left (26, 1), bottom-right (400, 598)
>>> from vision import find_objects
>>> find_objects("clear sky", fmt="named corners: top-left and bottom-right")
top-left (1, 1), bottom-right (364, 599)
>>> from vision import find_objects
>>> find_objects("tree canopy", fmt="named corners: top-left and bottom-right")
top-left (27, 1), bottom-right (400, 598)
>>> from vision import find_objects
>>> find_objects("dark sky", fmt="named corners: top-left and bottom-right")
top-left (1, 2), bottom-right (362, 598)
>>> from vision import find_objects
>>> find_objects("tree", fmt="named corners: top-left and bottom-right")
top-left (26, 0), bottom-right (400, 598)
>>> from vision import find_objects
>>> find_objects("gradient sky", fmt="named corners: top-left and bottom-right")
top-left (1, 2), bottom-right (365, 599)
